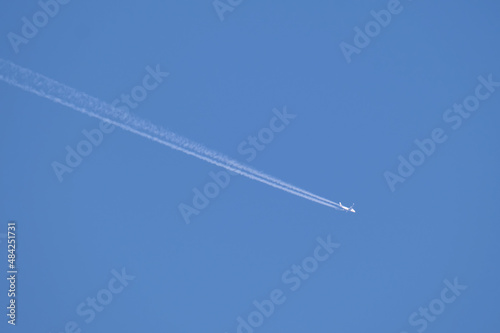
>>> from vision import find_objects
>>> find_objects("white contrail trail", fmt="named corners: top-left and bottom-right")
top-left (0, 58), bottom-right (343, 211)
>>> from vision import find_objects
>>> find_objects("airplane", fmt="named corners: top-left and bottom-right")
top-left (339, 202), bottom-right (355, 213)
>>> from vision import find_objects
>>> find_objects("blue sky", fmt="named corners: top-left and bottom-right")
top-left (1, 0), bottom-right (499, 332)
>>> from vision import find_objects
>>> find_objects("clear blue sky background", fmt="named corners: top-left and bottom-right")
top-left (1, 0), bottom-right (499, 332)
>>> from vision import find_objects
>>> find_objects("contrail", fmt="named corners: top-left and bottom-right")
top-left (0, 58), bottom-right (343, 211)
